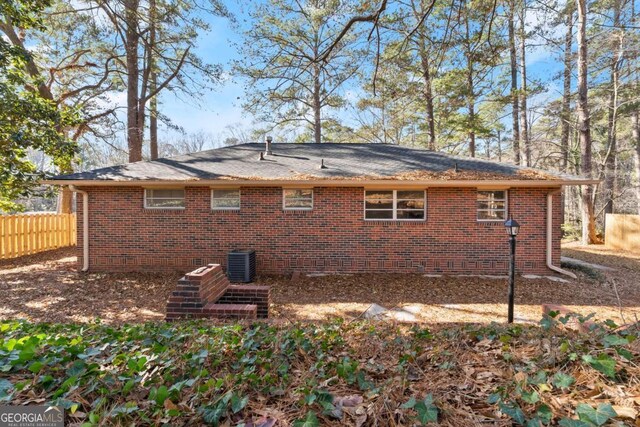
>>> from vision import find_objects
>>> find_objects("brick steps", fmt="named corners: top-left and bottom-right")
top-left (217, 285), bottom-right (270, 318)
top-left (203, 303), bottom-right (257, 319)
top-left (166, 264), bottom-right (270, 321)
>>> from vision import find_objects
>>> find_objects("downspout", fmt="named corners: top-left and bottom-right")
top-left (68, 185), bottom-right (89, 272)
top-left (547, 188), bottom-right (577, 278)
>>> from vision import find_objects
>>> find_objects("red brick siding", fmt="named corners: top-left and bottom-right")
top-left (77, 186), bottom-right (562, 275)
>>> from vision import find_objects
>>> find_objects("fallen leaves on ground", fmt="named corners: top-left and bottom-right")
top-left (0, 317), bottom-right (638, 426)
top-left (259, 255), bottom-right (640, 325)
top-left (0, 248), bottom-right (180, 324)
top-left (1, 244), bottom-right (639, 325)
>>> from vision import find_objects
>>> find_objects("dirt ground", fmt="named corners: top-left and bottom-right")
top-left (266, 242), bottom-right (640, 324)
top-left (0, 248), bottom-right (181, 323)
top-left (1, 244), bottom-right (639, 325)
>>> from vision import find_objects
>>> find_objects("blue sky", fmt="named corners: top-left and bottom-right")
top-left (155, 1), bottom-right (567, 143)
top-left (159, 5), bottom-right (249, 139)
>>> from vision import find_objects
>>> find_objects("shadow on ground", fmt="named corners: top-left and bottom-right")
top-left (1, 244), bottom-right (638, 324)
top-left (259, 243), bottom-right (640, 324)
top-left (0, 247), bottom-right (180, 324)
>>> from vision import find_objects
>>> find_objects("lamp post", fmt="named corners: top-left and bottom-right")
top-left (504, 216), bottom-right (520, 323)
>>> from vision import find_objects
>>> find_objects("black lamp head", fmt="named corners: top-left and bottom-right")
top-left (504, 216), bottom-right (520, 237)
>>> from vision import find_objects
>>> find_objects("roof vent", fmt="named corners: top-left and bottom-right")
top-left (454, 162), bottom-right (459, 172)
top-left (320, 159), bottom-right (327, 169)
top-left (265, 135), bottom-right (273, 155)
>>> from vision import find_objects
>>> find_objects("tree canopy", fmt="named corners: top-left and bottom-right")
top-left (2, 0), bottom-right (640, 241)
top-left (0, 0), bottom-right (78, 211)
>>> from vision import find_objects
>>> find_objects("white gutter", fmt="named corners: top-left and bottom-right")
top-left (68, 185), bottom-right (89, 272)
top-left (547, 188), bottom-right (576, 278)
top-left (42, 178), bottom-right (601, 188)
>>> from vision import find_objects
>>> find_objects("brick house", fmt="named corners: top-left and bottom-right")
top-left (45, 143), bottom-right (596, 277)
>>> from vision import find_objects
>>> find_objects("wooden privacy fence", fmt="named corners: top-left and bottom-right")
top-left (605, 213), bottom-right (640, 253)
top-left (1, 213), bottom-right (76, 259)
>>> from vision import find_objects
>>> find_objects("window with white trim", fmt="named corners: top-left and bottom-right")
top-left (364, 190), bottom-right (425, 220)
top-left (144, 188), bottom-right (185, 209)
top-left (283, 189), bottom-right (313, 210)
top-left (477, 190), bottom-right (507, 220)
top-left (211, 189), bottom-right (240, 210)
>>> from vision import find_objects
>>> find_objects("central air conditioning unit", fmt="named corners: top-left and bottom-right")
top-left (227, 250), bottom-right (256, 283)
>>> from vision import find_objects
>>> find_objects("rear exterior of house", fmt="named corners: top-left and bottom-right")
top-left (78, 186), bottom-right (560, 274)
top-left (46, 143), bottom-right (595, 276)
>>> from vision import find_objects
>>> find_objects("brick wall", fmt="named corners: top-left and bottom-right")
top-left (165, 263), bottom-right (271, 320)
top-left (166, 264), bottom-right (229, 320)
top-left (76, 186), bottom-right (562, 275)
top-left (217, 285), bottom-right (271, 318)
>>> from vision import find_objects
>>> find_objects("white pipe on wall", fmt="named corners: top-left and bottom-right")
top-left (547, 188), bottom-right (576, 278)
top-left (68, 185), bottom-right (89, 272)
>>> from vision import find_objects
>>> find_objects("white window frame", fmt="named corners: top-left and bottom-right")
top-left (476, 189), bottom-right (508, 222)
top-left (143, 188), bottom-right (185, 210)
top-left (283, 188), bottom-right (314, 210)
top-left (211, 188), bottom-right (241, 210)
top-left (364, 189), bottom-right (426, 221)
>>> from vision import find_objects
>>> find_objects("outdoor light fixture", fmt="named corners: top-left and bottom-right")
top-left (504, 216), bottom-right (520, 323)
top-left (504, 217), bottom-right (520, 237)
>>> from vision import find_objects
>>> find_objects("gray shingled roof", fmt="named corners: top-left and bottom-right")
top-left (49, 143), bottom-right (582, 182)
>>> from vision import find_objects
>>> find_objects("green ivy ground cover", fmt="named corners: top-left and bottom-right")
top-left (0, 313), bottom-right (637, 426)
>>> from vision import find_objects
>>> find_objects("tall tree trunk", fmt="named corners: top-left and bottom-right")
top-left (125, 0), bottom-right (142, 162)
top-left (576, 0), bottom-right (598, 244)
top-left (508, 0), bottom-right (520, 165)
top-left (57, 145), bottom-right (74, 213)
top-left (56, 187), bottom-right (73, 214)
top-left (313, 65), bottom-right (321, 144)
top-left (633, 109), bottom-right (640, 214)
top-left (150, 74), bottom-right (158, 159)
top-left (149, 0), bottom-right (158, 160)
top-left (136, 97), bottom-right (146, 158)
top-left (603, 3), bottom-right (622, 216)
top-left (485, 136), bottom-right (491, 159)
top-left (559, 9), bottom-right (573, 228)
top-left (634, 0), bottom-right (639, 212)
top-left (419, 48), bottom-right (436, 150)
top-left (519, 10), bottom-right (530, 167)
top-left (381, 94), bottom-right (388, 144)
top-left (560, 7), bottom-right (573, 172)
top-left (465, 17), bottom-right (475, 157)
top-left (468, 83), bottom-right (475, 157)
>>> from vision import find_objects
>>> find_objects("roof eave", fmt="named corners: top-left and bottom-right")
top-left (41, 178), bottom-right (601, 187)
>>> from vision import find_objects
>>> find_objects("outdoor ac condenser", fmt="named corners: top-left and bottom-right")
top-left (227, 250), bottom-right (256, 283)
